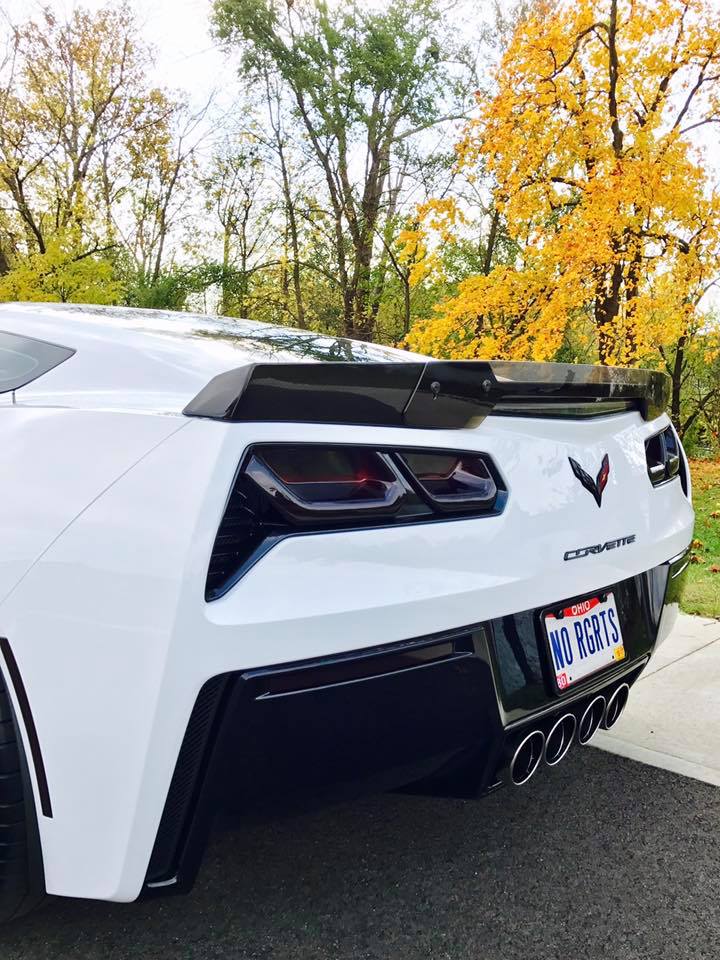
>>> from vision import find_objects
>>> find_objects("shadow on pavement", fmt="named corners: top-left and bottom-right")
top-left (2, 748), bottom-right (719, 960)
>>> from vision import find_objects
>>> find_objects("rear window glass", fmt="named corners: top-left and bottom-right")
top-left (0, 331), bottom-right (74, 393)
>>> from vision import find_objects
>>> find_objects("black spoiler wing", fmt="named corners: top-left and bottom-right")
top-left (183, 360), bottom-right (669, 429)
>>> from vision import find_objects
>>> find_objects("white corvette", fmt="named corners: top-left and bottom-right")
top-left (0, 303), bottom-right (693, 919)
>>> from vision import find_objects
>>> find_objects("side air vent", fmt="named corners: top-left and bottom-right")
top-left (145, 676), bottom-right (228, 886)
top-left (206, 444), bottom-right (506, 600)
top-left (205, 471), bottom-right (288, 601)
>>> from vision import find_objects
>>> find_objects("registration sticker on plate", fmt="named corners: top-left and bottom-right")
top-left (544, 592), bottom-right (625, 691)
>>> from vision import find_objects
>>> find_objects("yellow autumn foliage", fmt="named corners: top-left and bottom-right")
top-left (406, 0), bottom-right (720, 365)
top-left (0, 231), bottom-right (122, 305)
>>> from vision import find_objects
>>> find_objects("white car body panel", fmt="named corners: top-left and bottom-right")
top-left (0, 407), bottom-right (184, 604)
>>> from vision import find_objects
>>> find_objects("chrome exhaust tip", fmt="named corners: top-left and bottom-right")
top-left (602, 683), bottom-right (630, 730)
top-left (544, 713), bottom-right (576, 766)
top-left (578, 695), bottom-right (606, 745)
top-left (510, 729), bottom-right (545, 786)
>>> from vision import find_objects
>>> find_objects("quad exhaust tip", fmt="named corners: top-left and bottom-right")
top-left (544, 713), bottom-right (576, 766)
top-left (510, 729), bottom-right (545, 786)
top-left (602, 683), bottom-right (630, 730)
top-left (578, 695), bottom-right (606, 745)
top-left (510, 683), bottom-right (631, 785)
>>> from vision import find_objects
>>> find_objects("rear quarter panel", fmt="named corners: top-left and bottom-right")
top-left (0, 406), bottom-right (186, 605)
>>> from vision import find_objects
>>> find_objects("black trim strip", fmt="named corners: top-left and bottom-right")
top-left (253, 640), bottom-right (461, 697)
top-left (183, 360), bottom-right (670, 428)
top-left (0, 638), bottom-right (52, 818)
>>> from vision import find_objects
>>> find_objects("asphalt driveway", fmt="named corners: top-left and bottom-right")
top-left (3, 748), bottom-right (719, 960)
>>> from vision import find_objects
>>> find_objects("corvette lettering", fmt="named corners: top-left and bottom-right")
top-left (564, 534), bottom-right (637, 561)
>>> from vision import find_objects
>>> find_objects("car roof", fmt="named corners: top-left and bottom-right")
top-left (0, 303), bottom-right (422, 415)
top-left (0, 302), bottom-right (416, 364)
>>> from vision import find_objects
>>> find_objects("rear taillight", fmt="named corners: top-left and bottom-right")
top-left (645, 425), bottom-right (681, 486)
top-left (206, 444), bottom-right (505, 600)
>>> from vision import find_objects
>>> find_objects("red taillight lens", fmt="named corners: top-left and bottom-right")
top-left (245, 446), bottom-right (409, 522)
top-left (398, 451), bottom-right (497, 510)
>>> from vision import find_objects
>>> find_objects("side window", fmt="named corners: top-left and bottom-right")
top-left (0, 331), bottom-right (74, 393)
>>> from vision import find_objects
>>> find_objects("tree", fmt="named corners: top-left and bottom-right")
top-left (120, 96), bottom-right (209, 290)
top-left (0, 6), bottom-right (156, 252)
top-left (666, 327), bottom-right (720, 446)
top-left (0, 3), bottom-right (188, 302)
top-left (406, 0), bottom-right (720, 375)
top-left (213, 0), bottom-right (475, 340)
top-left (0, 230), bottom-right (121, 303)
top-left (200, 124), bottom-right (319, 326)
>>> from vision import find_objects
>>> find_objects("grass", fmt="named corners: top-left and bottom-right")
top-left (682, 459), bottom-right (720, 619)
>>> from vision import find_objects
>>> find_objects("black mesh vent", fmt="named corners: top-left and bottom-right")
top-left (146, 676), bottom-right (228, 884)
top-left (206, 472), bottom-right (286, 601)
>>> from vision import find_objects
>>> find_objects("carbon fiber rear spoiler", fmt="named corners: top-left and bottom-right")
top-left (183, 360), bottom-right (669, 429)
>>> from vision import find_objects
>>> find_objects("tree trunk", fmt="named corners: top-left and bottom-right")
top-left (280, 222), bottom-right (290, 317)
top-left (348, 145), bottom-right (390, 340)
top-left (402, 272), bottom-right (411, 336)
top-left (350, 239), bottom-right (374, 340)
top-left (221, 223), bottom-right (231, 315)
top-left (594, 260), bottom-right (623, 363)
top-left (483, 208), bottom-right (500, 275)
top-left (670, 335), bottom-right (686, 430)
top-left (276, 140), bottom-right (306, 328)
top-left (622, 237), bottom-right (643, 364)
top-left (264, 76), bottom-right (308, 329)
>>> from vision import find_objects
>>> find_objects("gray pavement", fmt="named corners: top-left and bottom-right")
top-left (3, 747), bottom-right (720, 960)
top-left (595, 613), bottom-right (720, 785)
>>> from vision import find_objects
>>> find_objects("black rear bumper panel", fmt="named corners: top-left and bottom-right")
top-left (144, 559), bottom-right (680, 896)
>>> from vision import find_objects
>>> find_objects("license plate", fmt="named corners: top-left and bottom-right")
top-left (544, 592), bottom-right (625, 691)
